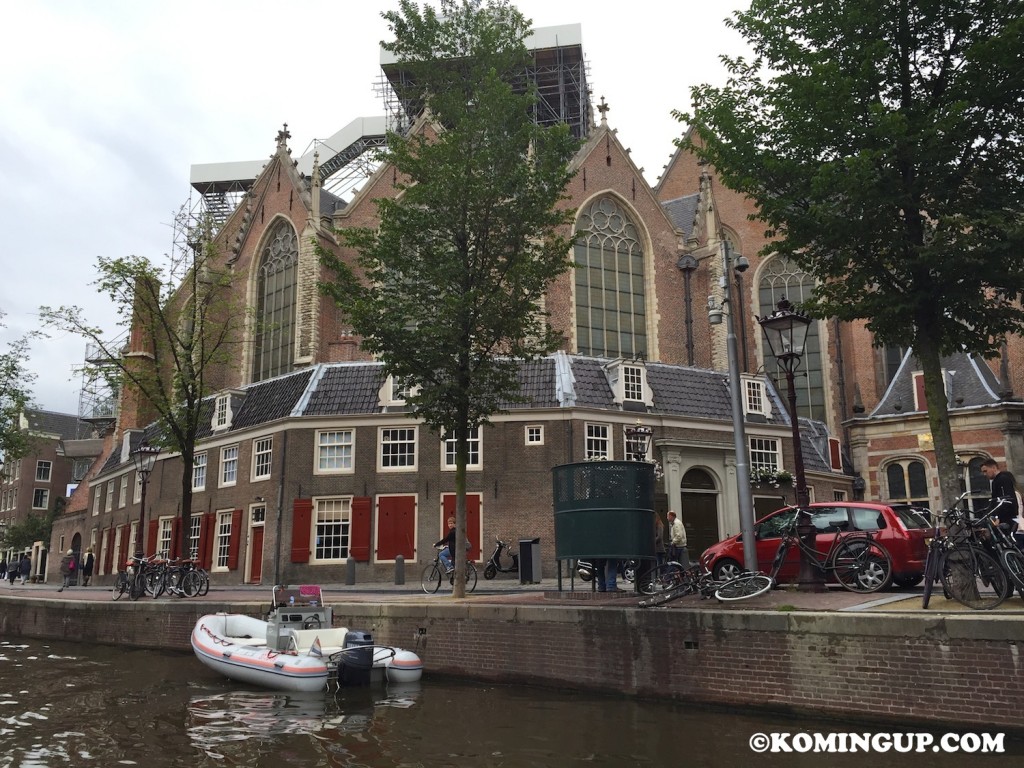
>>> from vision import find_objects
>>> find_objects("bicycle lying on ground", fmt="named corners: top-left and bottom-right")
top-left (766, 509), bottom-right (893, 593)
top-left (638, 562), bottom-right (773, 607)
top-left (922, 493), bottom-right (1019, 610)
top-left (422, 546), bottom-right (478, 594)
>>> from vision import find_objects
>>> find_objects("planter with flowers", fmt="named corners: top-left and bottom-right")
top-left (750, 468), bottom-right (793, 489)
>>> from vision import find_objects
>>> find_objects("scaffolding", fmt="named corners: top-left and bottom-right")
top-left (77, 337), bottom-right (123, 431)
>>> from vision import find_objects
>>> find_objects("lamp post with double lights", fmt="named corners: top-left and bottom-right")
top-left (757, 296), bottom-right (821, 589)
top-left (131, 441), bottom-right (160, 558)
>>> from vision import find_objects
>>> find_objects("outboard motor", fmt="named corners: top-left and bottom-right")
top-left (338, 630), bottom-right (374, 686)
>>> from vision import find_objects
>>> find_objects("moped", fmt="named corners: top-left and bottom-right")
top-left (575, 558), bottom-right (638, 584)
top-left (483, 538), bottom-right (520, 580)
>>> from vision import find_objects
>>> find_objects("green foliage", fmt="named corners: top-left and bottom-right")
top-left (1, 505), bottom-right (58, 551)
top-left (0, 311), bottom-right (36, 463)
top-left (38, 209), bottom-right (248, 556)
top-left (319, 0), bottom-right (578, 596)
top-left (320, 0), bottom-right (579, 435)
top-left (678, 0), bottom-right (1024, 507)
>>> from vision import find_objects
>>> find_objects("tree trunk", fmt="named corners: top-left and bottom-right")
top-left (916, 336), bottom-right (960, 511)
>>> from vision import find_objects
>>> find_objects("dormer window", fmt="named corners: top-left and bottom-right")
top-left (603, 360), bottom-right (653, 412)
top-left (211, 390), bottom-right (245, 432)
top-left (743, 377), bottom-right (771, 418)
top-left (379, 376), bottom-right (418, 410)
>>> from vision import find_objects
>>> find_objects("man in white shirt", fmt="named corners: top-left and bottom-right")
top-left (667, 510), bottom-right (688, 568)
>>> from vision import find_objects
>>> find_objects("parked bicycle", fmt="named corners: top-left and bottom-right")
top-left (422, 546), bottom-right (478, 594)
top-left (922, 492), bottom-right (1016, 610)
top-left (766, 509), bottom-right (893, 593)
top-left (638, 562), bottom-right (772, 607)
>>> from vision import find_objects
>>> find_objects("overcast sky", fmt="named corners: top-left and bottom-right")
top-left (0, 0), bottom-right (749, 417)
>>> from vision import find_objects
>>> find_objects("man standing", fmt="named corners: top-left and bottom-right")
top-left (667, 510), bottom-right (688, 568)
top-left (980, 458), bottom-right (1018, 528)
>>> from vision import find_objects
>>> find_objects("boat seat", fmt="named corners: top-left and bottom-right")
top-left (225, 636), bottom-right (269, 647)
top-left (284, 627), bottom-right (349, 654)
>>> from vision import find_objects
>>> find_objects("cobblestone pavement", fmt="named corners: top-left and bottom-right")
top-left (6, 575), bottom-right (1024, 613)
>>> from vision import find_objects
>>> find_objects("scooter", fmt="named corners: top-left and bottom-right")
top-left (483, 538), bottom-right (520, 580)
top-left (575, 559), bottom-right (637, 584)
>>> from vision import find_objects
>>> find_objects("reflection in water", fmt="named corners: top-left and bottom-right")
top-left (2, 638), bottom-right (1023, 767)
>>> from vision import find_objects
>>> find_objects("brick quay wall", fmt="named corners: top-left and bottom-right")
top-left (2, 595), bottom-right (1022, 731)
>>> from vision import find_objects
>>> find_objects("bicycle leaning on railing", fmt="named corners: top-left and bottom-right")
top-left (922, 492), bottom-right (1019, 610)
top-left (421, 545), bottom-right (478, 594)
top-left (765, 509), bottom-right (893, 593)
top-left (637, 561), bottom-right (773, 607)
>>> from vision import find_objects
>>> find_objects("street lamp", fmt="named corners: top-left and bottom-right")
top-left (757, 296), bottom-right (821, 590)
top-left (624, 422), bottom-right (654, 462)
top-left (131, 441), bottom-right (160, 558)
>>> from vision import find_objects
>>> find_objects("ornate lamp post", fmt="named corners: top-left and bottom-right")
top-left (131, 441), bottom-right (160, 558)
top-left (757, 297), bottom-right (822, 590)
top-left (624, 422), bottom-right (654, 462)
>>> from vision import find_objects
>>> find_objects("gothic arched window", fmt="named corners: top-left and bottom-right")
top-left (253, 221), bottom-right (298, 382)
top-left (758, 256), bottom-right (825, 420)
top-left (574, 197), bottom-right (647, 358)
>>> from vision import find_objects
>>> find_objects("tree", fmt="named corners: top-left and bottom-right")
top-left (679, 0), bottom-right (1024, 509)
top-left (319, 0), bottom-right (578, 596)
top-left (39, 211), bottom-right (247, 558)
top-left (0, 311), bottom-right (36, 464)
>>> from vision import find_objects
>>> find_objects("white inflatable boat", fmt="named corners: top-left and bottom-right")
top-left (190, 586), bottom-right (423, 693)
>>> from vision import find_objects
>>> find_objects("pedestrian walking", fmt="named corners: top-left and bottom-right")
top-left (58, 549), bottom-right (76, 592)
top-left (6, 557), bottom-right (17, 585)
top-left (19, 553), bottom-right (31, 585)
top-left (667, 510), bottom-right (689, 568)
top-left (0, 557), bottom-right (6, 581)
top-left (81, 548), bottom-right (95, 586)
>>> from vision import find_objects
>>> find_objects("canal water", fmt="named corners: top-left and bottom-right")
top-left (1, 638), bottom-right (1021, 767)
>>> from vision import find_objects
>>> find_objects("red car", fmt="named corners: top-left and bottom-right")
top-left (699, 502), bottom-right (931, 589)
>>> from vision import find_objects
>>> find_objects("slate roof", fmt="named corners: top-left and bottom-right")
top-left (870, 350), bottom-right (1005, 417)
top-left (24, 409), bottom-right (86, 440)
top-left (232, 369), bottom-right (315, 429)
top-left (304, 364), bottom-right (386, 416)
top-left (661, 194), bottom-right (699, 239)
top-left (498, 358), bottom-right (559, 410)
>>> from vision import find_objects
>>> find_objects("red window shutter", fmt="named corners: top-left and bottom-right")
top-left (227, 509), bottom-right (243, 570)
top-left (350, 496), bottom-right (372, 561)
top-left (146, 520), bottom-right (159, 556)
top-left (200, 513), bottom-right (216, 570)
top-left (118, 525), bottom-right (129, 568)
top-left (913, 373), bottom-right (927, 411)
top-left (103, 528), bottom-right (114, 574)
top-left (828, 438), bottom-right (842, 472)
top-left (291, 498), bottom-right (313, 563)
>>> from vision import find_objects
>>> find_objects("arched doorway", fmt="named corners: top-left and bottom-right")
top-left (680, 468), bottom-right (720, 559)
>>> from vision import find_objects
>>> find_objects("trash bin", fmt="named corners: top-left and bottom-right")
top-left (519, 538), bottom-right (541, 584)
top-left (339, 630), bottom-right (374, 686)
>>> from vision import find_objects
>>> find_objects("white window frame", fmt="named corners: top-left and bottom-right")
top-left (213, 394), bottom-right (230, 430)
top-left (315, 429), bottom-right (355, 475)
top-left (252, 436), bottom-right (273, 481)
top-left (220, 444), bottom-right (239, 488)
top-left (378, 427), bottom-right (418, 471)
top-left (749, 437), bottom-right (782, 473)
top-left (442, 427), bottom-right (482, 471)
top-left (192, 452), bottom-right (207, 492)
top-left (93, 487), bottom-right (101, 516)
top-left (213, 509), bottom-right (234, 572)
top-left (622, 364), bottom-right (644, 402)
top-left (128, 521), bottom-right (138, 558)
top-left (118, 475), bottom-right (128, 509)
top-left (32, 487), bottom-right (49, 510)
top-left (743, 377), bottom-right (771, 418)
top-left (188, 515), bottom-right (202, 560)
top-left (525, 425), bottom-right (544, 446)
top-left (586, 423), bottom-right (611, 459)
top-left (157, 516), bottom-right (174, 557)
top-left (310, 496), bottom-right (352, 564)
top-left (35, 461), bottom-right (52, 482)
top-left (133, 472), bottom-right (142, 504)
top-left (105, 480), bottom-right (114, 513)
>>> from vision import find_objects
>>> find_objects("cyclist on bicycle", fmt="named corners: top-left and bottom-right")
top-left (436, 516), bottom-right (456, 573)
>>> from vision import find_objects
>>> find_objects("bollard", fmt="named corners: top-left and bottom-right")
top-left (394, 555), bottom-right (405, 585)
top-left (346, 557), bottom-right (357, 585)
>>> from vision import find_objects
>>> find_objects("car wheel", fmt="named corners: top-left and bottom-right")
top-left (712, 558), bottom-right (743, 582)
top-left (893, 573), bottom-right (924, 589)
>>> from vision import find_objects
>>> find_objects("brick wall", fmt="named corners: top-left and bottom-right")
top-left (3, 595), bottom-right (1022, 731)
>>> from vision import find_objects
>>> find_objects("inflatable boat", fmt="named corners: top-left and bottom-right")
top-left (190, 586), bottom-right (423, 693)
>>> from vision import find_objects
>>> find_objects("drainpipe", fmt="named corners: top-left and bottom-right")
top-left (273, 431), bottom-right (288, 586)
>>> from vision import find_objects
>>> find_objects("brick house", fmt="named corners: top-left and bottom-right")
top-left (48, 22), bottom-right (1023, 584)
